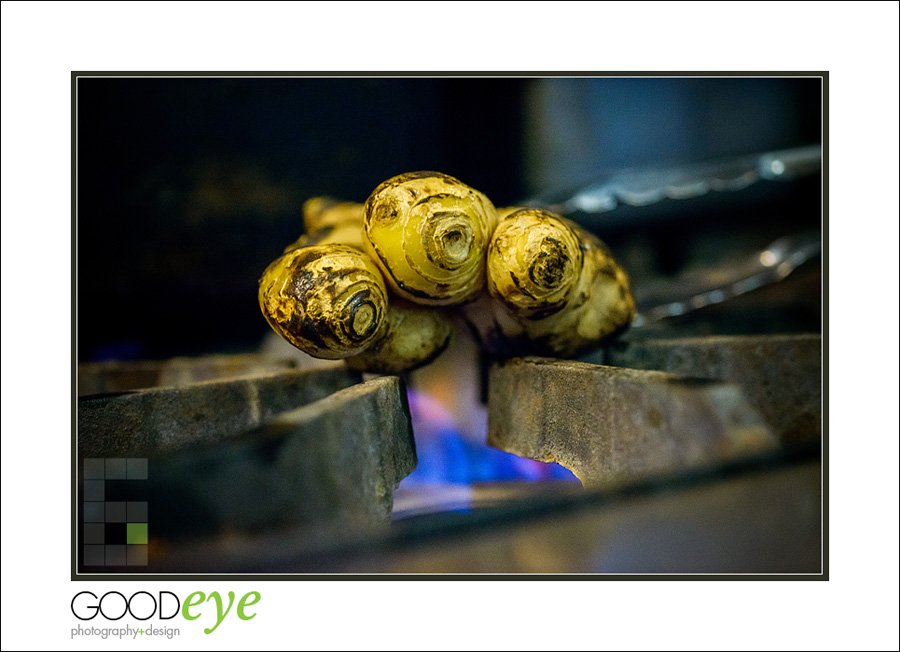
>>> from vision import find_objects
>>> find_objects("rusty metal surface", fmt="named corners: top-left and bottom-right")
top-left (89, 376), bottom-right (417, 573)
top-left (596, 334), bottom-right (821, 446)
top-left (78, 363), bottom-right (361, 457)
top-left (78, 353), bottom-right (300, 396)
top-left (488, 357), bottom-right (779, 489)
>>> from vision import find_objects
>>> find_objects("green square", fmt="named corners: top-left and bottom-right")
top-left (126, 523), bottom-right (148, 544)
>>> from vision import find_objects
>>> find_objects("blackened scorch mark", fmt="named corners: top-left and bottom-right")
top-left (523, 299), bottom-right (567, 320)
top-left (529, 246), bottom-right (569, 289)
top-left (291, 268), bottom-right (319, 300)
top-left (509, 271), bottom-right (536, 299)
top-left (288, 247), bottom-right (332, 271)
top-left (293, 312), bottom-right (328, 352)
top-left (368, 238), bottom-right (439, 300)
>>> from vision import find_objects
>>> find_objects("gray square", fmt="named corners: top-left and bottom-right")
top-left (83, 480), bottom-right (104, 501)
top-left (84, 523), bottom-right (105, 544)
top-left (84, 545), bottom-right (105, 566)
top-left (127, 545), bottom-right (148, 566)
top-left (83, 459), bottom-right (105, 480)
top-left (126, 501), bottom-right (147, 522)
top-left (105, 545), bottom-right (126, 565)
top-left (105, 458), bottom-right (126, 479)
top-left (84, 502), bottom-right (105, 523)
top-left (126, 458), bottom-right (148, 480)
top-left (105, 502), bottom-right (126, 523)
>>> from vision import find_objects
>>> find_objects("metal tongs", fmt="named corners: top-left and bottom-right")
top-left (523, 145), bottom-right (822, 326)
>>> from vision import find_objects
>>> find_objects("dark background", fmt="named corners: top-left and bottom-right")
top-left (77, 76), bottom-right (822, 362)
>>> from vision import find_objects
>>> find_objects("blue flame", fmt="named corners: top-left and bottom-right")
top-left (401, 388), bottom-right (578, 485)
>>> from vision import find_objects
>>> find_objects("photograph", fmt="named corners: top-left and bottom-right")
top-left (74, 73), bottom-right (825, 576)
top-left (4, 3), bottom-right (900, 650)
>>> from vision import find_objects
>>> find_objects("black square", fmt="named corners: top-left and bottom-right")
top-left (84, 523), bottom-right (105, 544)
top-left (103, 479), bottom-right (129, 501)
top-left (105, 479), bottom-right (149, 501)
top-left (105, 501), bottom-right (126, 523)
top-left (105, 522), bottom-right (126, 544)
